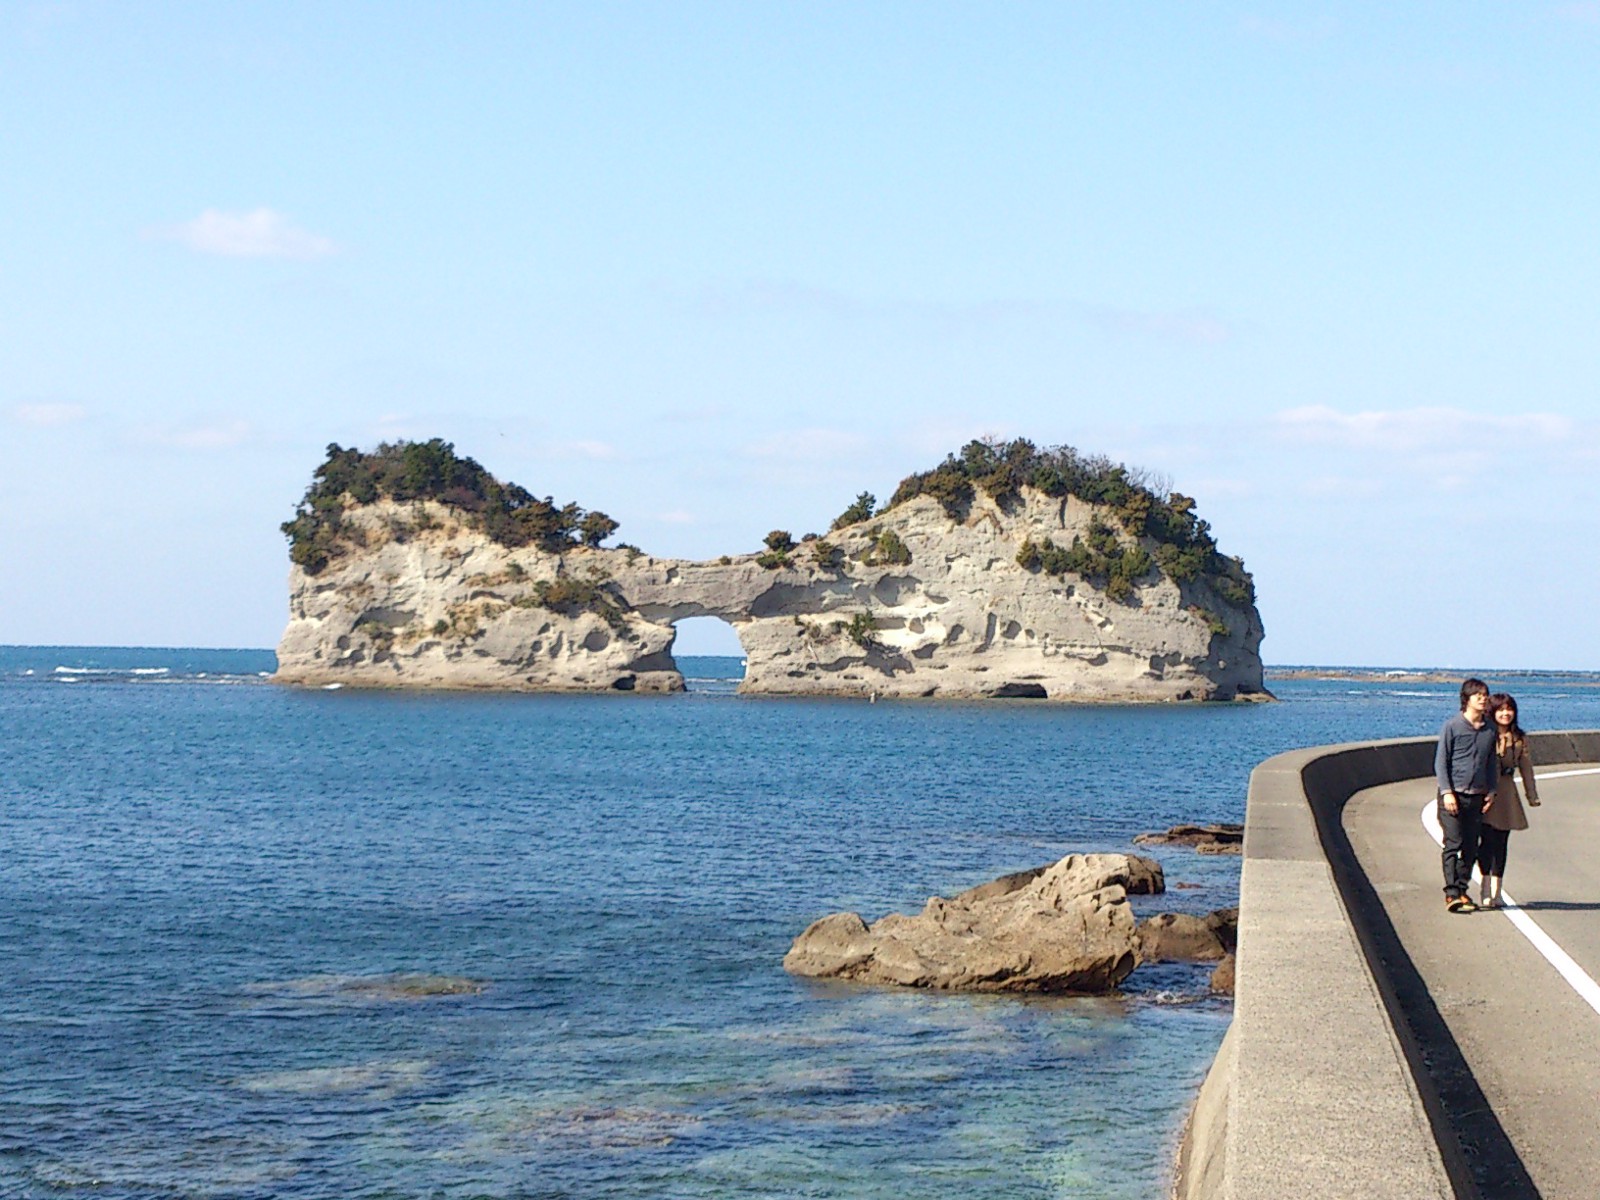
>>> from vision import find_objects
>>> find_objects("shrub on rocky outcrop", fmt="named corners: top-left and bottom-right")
top-left (756, 530), bottom-right (795, 569)
top-left (830, 491), bottom-right (877, 530)
top-left (844, 612), bottom-right (878, 647)
top-left (1016, 518), bottom-right (1154, 604)
top-left (862, 527), bottom-right (911, 566)
top-left (897, 437), bottom-right (1253, 606)
top-left (810, 539), bottom-right (842, 569)
top-left (281, 440), bottom-right (619, 575)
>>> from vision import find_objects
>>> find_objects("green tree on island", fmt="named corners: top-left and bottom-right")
top-left (831, 492), bottom-right (876, 530)
top-left (282, 439), bottom-right (620, 575)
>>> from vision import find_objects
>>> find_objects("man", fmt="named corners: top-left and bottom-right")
top-left (1435, 677), bottom-right (1499, 912)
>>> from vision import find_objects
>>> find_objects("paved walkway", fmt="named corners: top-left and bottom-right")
top-left (1344, 764), bottom-right (1600, 1200)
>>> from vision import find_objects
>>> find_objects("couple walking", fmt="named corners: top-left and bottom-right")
top-left (1436, 677), bottom-right (1541, 913)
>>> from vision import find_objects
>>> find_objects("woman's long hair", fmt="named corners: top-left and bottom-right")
top-left (1489, 692), bottom-right (1526, 752)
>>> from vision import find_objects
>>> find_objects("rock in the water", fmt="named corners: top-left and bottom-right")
top-left (248, 972), bottom-right (487, 1001)
top-left (274, 443), bottom-right (1267, 702)
top-left (783, 854), bottom-right (1146, 993)
top-left (951, 852), bottom-right (1164, 903)
top-left (1134, 907), bottom-right (1238, 963)
top-left (1209, 953), bottom-right (1236, 995)
top-left (1132, 823), bottom-right (1244, 854)
top-left (1205, 907), bottom-right (1239, 953)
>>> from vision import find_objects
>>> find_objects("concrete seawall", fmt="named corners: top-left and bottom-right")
top-left (1175, 729), bottom-right (1600, 1199)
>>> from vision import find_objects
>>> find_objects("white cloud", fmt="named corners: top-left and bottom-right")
top-left (694, 279), bottom-right (858, 319)
top-left (1297, 474), bottom-right (1385, 499)
top-left (684, 278), bottom-right (1235, 350)
top-left (1185, 477), bottom-right (1255, 499)
top-left (144, 208), bottom-right (337, 260)
top-left (137, 420), bottom-right (255, 451)
top-left (1273, 405), bottom-right (1575, 452)
top-left (10, 401), bottom-right (87, 426)
top-left (744, 428), bottom-right (870, 461)
top-left (524, 439), bottom-right (619, 461)
top-left (654, 510), bottom-right (696, 525)
top-left (900, 422), bottom-right (1002, 458)
top-left (1239, 15), bottom-right (1339, 43)
top-left (1555, 3), bottom-right (1600, 26)
top-left (657, 405), bottom-right (728, 424)
top-left (1083, 306), bottom-right (1233, 346)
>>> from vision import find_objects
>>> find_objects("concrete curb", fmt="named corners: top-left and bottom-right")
top-left (1175, 730), bottom-right (1600, 1200)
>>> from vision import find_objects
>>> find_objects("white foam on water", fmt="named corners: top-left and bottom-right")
top-left (54, 665), bottom-right (170, 677)
top-left (322, 682), bottom-right (344, 690)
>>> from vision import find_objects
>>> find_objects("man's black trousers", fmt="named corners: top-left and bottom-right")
top-left (1439, 792), bottom-right (1486, 899)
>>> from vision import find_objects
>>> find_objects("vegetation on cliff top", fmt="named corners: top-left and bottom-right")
top-left (282, 440), bottom-right (618, 574)
top-left (889, 438), bottom-right (1254, 608)
top-left (282, 435), bottom-right (1252, 623)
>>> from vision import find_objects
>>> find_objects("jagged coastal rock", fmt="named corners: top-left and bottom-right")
top-left (782, 853), bottom-right (1164, 993)
top-left (275, 438), bottom-right (1268, 701)
top-left (1134, 908), bottom-right (1238, 964)
top-left (1133, 823), bottom-right (1246, 854)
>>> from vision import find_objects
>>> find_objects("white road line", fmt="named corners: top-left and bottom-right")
top-left (1531, 767), bottom-right (1600, 781)
top-left (1419, 787), bottom-right (1600, 1019)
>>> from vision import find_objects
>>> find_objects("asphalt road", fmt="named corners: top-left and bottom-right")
top-left (1345, 766), bottom-right (1600, 1200)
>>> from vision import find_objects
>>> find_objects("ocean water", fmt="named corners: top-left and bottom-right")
top-left (6, 648), bottom-right (1600, 1200)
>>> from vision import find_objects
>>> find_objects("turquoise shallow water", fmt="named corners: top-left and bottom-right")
top-left (5, 647), bottom-right (1600, 1199)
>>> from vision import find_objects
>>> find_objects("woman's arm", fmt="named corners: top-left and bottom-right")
top-left (1520, 743), bottom-right (1540, 805)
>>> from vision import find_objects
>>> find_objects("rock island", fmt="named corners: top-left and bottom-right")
top-left (274, 437), bottom-right (1266, 701)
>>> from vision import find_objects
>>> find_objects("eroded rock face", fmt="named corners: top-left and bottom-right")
top-left (275, 488), bottom-right (1266, 701)
top-left (781, 853), bottom-right (1163, 994)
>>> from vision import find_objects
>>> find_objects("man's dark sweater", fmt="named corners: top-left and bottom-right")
top-left (1435, 712), bottom-right (1498, 796)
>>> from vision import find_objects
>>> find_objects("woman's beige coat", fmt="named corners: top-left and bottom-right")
top-left (1485, 734), bottom-right (1539, 832)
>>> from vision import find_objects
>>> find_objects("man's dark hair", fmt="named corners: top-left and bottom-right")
top-left (1459, 678), bottom-right (1489, 710)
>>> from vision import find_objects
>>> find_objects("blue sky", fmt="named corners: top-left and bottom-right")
top-left (3, 2), bottom-right (1598, 666)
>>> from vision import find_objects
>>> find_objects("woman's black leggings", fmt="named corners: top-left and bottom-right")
top-left (1478, 826), bottom-right (1511, 877)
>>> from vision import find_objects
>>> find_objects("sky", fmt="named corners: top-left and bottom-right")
top-left (3, 2), bottom-right (1598, 667)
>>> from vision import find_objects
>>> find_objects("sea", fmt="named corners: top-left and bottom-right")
top-left (5, 647), bottom-right (1600, 1200)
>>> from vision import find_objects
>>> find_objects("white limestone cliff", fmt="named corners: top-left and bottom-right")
top-left (275, 485), bottom-right (1266, 701)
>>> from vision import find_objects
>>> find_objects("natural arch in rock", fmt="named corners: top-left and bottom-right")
top-left (276, 490), bottom-right (1267, 702)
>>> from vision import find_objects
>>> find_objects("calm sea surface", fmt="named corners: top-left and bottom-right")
top-left (6, 647), bottom-right (1600, 1199)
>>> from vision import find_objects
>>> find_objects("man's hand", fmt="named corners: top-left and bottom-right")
top-left (1442, 793), bottom-right (1459, 815)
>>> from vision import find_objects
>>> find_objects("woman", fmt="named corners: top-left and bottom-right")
top-left (1478, 692), bottom-right (1540, 908)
